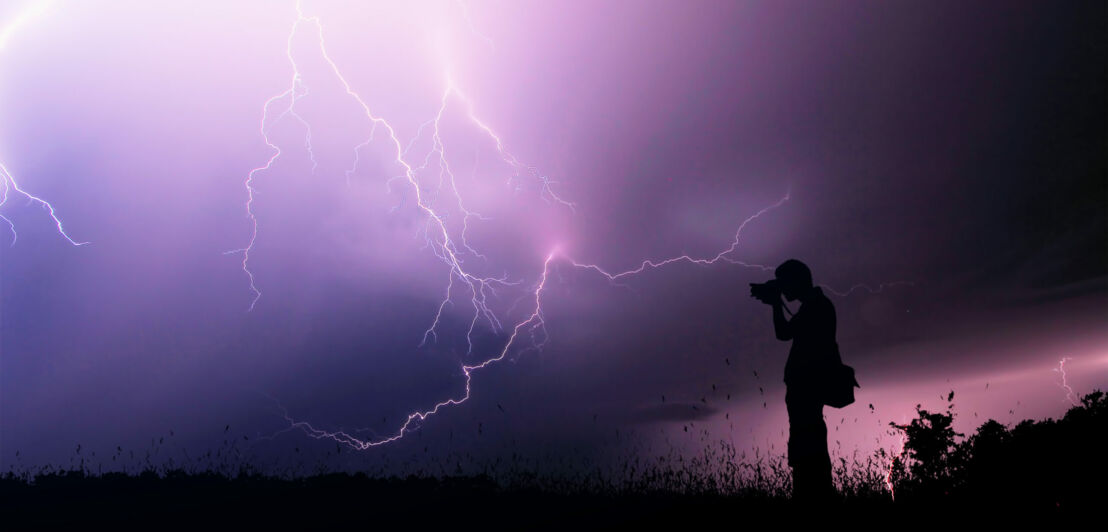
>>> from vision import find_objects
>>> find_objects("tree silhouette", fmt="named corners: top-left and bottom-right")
top-left (887, 389), bottom-right (1106, 509)
top-left (887, 392), bottom-right (963, 499)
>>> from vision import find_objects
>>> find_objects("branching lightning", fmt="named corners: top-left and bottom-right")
top-left (234, 2), bottom-right (563, 448)
top-left (0, 0), bottom-right (86, 247)
top-left (0, 0), bottom-right (915, 453)
top-left (236, 1), bottom-right (911, 450)
top-left (283, 251), bottom-right (556, 448)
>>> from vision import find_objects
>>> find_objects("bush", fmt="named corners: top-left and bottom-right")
top-left (888, 389), bottom-right (1106, 510)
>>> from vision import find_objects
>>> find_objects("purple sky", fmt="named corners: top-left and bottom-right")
top-left (1, 0), bottom-right (1105, 475)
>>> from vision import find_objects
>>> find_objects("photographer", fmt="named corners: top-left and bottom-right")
top-left (750, 259), bottom-right (838, 503)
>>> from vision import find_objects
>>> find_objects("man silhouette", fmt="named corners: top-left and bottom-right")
top-left (751, 259), bottom-right (837, 502)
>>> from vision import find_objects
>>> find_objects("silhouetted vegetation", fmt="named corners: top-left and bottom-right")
top-left (886, 390), bottom-right (1106, 512)
top-left (2, 391), bottom-right (1101, 525)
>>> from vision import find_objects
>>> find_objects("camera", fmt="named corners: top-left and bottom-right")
top-left (749, 279), bottom-right (780, 304)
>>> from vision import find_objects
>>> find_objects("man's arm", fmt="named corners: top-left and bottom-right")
top-left (772, 300), bottom-right (792, 341)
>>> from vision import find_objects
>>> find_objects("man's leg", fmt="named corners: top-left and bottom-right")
top-left (786, 388), bottom-right (816, 500)
top-left (805, 398), bottom-right (833, 500)
top-left (808, 404), bottom-right (833, 502)
top-left (786, 387), bottom-right (834, 502)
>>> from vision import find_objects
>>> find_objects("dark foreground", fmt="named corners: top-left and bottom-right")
top-left (2, 461), bottom-right (1099, 527)
top-left (0, 470), bottom-right (1098, 527)
top-left (4, 391), bottom-right (1103, 527)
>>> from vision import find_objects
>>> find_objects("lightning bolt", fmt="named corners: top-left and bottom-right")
top-left (234, 1), bottom-right (562, 449)
top-left (244, 2), bottom-right (910, 450)
top-left (1052, 357), bottom-right (1081, 407)
top-left (0, 0), bottom-right (86, 247)
top-left (884, 415), bottom-right (909, 501)
top-left (820, 281), bottom-right (916, 298)
top-left (0, 0), bottom-right (918, 463)
top-left (283, 251), bottom-right (556, 448)
top-left (567, 192), bottom-right (789, 280)
top-left (456, 0), bottom-right (495, 50)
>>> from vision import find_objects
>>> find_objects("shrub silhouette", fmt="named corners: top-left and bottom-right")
top-left (887, 395), bottom-right (963, 499)
top-left (888, 389), bottom-right (1106, 510)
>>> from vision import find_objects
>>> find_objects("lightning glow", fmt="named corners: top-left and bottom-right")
top-left (0, 0), bottom-right (52, 52)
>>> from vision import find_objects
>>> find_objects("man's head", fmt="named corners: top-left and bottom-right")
top-left (774, 259), bottom-right (813, 302)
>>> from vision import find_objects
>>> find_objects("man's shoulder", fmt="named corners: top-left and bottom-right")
top-left (818, 288), bottom-right (832, 303)
top-left (796, 287), bottom-right (834, 313)
top-left (806, 285), bottom-right (833, 303)
top-left (812, 288), bottom-right (835, 311)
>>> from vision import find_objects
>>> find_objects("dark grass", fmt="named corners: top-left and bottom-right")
top-left (0, 461), bottom-right (876, 527)
top-left (2, 391), bottom-right (1102, 526)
